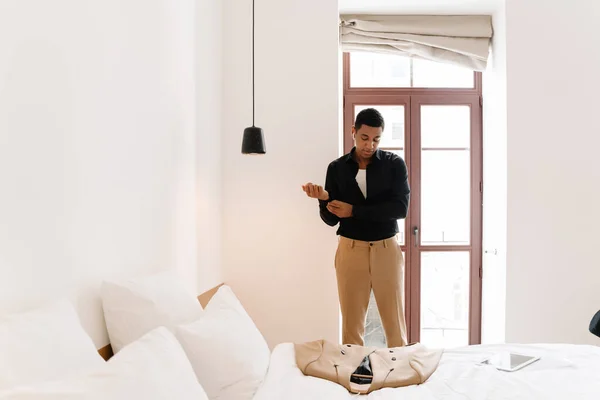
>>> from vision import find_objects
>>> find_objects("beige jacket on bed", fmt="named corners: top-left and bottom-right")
top-left (294, 339), bottom-right (443, 394)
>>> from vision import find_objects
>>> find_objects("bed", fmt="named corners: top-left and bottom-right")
top-left (122, 281), bottom-right (600, 399)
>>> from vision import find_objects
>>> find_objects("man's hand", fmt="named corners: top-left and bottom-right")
top-left (302, 183), bottom-right (329, 201)
top-left (327, 200), bottom-right (353, 218)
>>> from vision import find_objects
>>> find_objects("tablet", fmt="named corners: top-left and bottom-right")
top-left (480, 352), bottom-right (540, 372)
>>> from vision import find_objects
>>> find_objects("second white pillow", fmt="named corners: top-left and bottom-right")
top-left (101, 270), bottom-right (204, 353)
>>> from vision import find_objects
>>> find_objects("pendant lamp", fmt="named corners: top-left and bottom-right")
top-left (241, 0), bottom-right (266, 154)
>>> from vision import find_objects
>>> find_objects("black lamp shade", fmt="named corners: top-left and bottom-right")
top-left (590, 310), bottom-right (600, 338)
top-left (242, 126), bottom-right (266, 154)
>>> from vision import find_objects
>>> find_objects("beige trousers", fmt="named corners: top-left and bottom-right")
top-left (335, 236), bottom-right (407, 348)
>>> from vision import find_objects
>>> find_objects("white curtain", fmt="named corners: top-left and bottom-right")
top-left (339, 15), bottom-right (493, 71)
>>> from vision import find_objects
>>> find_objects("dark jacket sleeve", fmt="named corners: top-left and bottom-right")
top-left (352, 156), bottom-right (410, 222)
top-left (319, 162), bottom-right (340, 227)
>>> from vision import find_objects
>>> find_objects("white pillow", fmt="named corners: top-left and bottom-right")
top-left (0, 327), bottom-right (209, 400)
top-left (175, 285), bottom-right (270, 400)
top-left (101, 270), bottom-right (203, 353)
top-left (0, 300), bottom-right (105, 391)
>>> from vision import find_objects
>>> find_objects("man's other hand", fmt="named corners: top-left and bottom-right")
top-left (302, 183), bottom-right (329, 201)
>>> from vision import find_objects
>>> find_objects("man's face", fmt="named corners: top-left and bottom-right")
top-left (352, 124), bottom-right (382, 159)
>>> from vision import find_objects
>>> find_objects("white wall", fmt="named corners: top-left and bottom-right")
top-left (0, 0), bottom-right (201, 348)
top-left (196, 0), bottom-right (224, 292)
top-left (481, 2), bottom-right (507, 344)
top-left (505, 0), bottom-right (600, 345)
top-left (221, 0), bottom-right (341, 348)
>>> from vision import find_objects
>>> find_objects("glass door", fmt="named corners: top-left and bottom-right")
top-left (409, 95), bottom-right (482, 347)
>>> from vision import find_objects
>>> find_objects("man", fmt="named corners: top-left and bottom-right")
top-left (302, 108), bottom-right (410, 348)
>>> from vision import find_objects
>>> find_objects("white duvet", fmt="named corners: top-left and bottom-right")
top-left (253, 342), bottom-right (600, 399)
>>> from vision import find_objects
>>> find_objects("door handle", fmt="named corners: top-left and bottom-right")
top-left (413, 226), bottom-right (419, 247)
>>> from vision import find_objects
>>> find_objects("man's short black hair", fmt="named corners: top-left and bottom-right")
top-left (355, 108), bottom-right (385, 131)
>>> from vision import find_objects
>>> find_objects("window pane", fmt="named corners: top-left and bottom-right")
top-left (421, 150), bottom-right (470, 245)
top-left (421, 105), bottom-right (471, 149)
top-left (351, 106), bottom-right (406, 244)
top-left (365, 291), bottom-right (386, 347)
top-left (420, 251), bottom-right (470, 348)
top-left (350, 52), bottom-right (410, 88)
top-left (412, 58), bottom-right (474, 88)
top-left (354, 105), bottom-right (404, 148)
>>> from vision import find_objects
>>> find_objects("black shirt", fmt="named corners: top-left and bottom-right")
top-left (318, 148), bottom-right (410, 242)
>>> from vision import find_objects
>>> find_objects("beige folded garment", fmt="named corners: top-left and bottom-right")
top-left (294, 339), bottom-right (442, 394)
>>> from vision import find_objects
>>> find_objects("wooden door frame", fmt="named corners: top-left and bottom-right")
top-left (343, 52), bottom-right (483, 345)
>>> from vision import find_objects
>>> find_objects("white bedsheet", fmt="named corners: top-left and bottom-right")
top-left (253, 342), bottom-right (600, 399)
